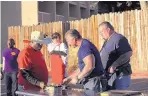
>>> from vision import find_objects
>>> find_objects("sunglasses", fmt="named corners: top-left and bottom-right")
top-left (36, 43), bottom-right (43, 46)
top-left (52, 36), bottom-right (59, 40)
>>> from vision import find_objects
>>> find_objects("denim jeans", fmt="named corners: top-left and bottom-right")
top-left (4, 71), bottom-right (18, 96)
top-left (108, 75), bottom-right (131, 90)
top-left (115, 75), bottom-right (131, 90)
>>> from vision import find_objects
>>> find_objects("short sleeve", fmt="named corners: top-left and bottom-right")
top-left (47, 43), bottom-right (56, 52)
top-left (17, 49), bottom-right (20, 56)
top-left (17, 51), bottom-right (31, 70)
top-left (60, 43), bottom-right (68, 54)
top-left (18, 49), bottom-right (20, 53)
top-left (116, 37), bottom-right (132, 56)
top-left (79, 45), bottom-right (92, 60)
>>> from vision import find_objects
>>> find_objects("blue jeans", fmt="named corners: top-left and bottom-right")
top-left (4, 71), bottom-right (18, 96)
top-left (114, 75), bottom-right (131, 90)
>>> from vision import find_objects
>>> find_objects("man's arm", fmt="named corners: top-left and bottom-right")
top-left (111, 51), bottom-right (132, 68)
top-left (20, 69), bottom-right (45, 88)
top-left (77, 54), bottom-right (95, 79)
top-left (62, 67), bottom-right (80, 84)
top-left (114, 37), bottom-right (132, 68)
top-left (109, 37), bottom-right (132, 73)
top-left (0, 57), bottom-right (5, 80)
top-left (50, 50), bottom-right (67, 56)
top-left (18, 52), bottom-right (46, 89)
top-left (2, 57), bottom-right (5, 71)
top-left (68, 68), bottom-right (80, 79)
top-left (63, 54), bottom-right (95, 84)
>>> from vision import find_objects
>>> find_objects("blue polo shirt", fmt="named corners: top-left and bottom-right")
top-left (78, 39), bottom-right (105, 76)
top-left (100, 32), bottom-right (132, 75)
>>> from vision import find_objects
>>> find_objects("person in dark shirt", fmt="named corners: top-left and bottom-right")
top-left (2, 38), bottom-right (20, 96)
top-left (63, 29), bottom-right (105, 92)
top-left (99, 21), bottom-right (132, 90)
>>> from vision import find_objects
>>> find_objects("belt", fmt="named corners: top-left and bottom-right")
top-left (87, 73), bottom-right (105, 79)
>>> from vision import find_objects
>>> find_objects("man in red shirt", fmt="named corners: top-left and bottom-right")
top-left (17, 31), bottom-right (52, 91)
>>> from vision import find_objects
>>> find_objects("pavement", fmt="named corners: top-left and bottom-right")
top-left (1, 78), bottom-right (148, 96)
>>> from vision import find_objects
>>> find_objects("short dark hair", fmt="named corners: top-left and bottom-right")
top-left (9, 38), bottom-right (15, 43)
top-left (51, 32), bottom-right (61, 40)
top-left (66, 29), bottom-right (82, 39)
top-left (8, 38), bottom-right (15, 46)
top-left (99, 21), bottom-right (114, 30)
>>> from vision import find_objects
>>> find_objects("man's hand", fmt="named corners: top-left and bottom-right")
top-left (108, 66), bottom-right (116, 73)
top-left (0, 72), bottom-right (3, 80)
top-left (40, 82), bottom-right (45, 89)
top-left (49, 51), bottom-right (54, 55)
top-left (70, 77), bottom-right (78, 85)
top-left (63, 76), bottom-right (79, 85)
top-left (0, 70), bottom-right (4, 80)
top-left (50, 51), bottom-right (67, 56)
top-left (62, 78), bottom-right (72, 85)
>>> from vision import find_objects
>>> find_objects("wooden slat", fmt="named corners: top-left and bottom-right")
top-left (7, 10), bottom-right (148, 75)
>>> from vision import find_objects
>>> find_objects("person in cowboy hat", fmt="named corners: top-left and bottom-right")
top-left (17, 31), bottom-right (52, 91)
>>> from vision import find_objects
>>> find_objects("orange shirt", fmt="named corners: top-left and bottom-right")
top-left (17, 45), bottom-right (48, 90)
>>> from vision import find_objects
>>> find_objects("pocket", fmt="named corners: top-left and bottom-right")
top-left (100, 76), bottom-right (107, 91)
top-left (83, 77), bottom-right (100, 91)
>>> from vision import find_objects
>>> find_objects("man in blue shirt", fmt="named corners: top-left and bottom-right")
top-left (63, 29), bottom-right (105, 92)
top-left (98, 21), bottom-right (132, 90)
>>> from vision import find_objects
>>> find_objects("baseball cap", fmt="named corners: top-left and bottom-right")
top-left (23, 31), bottom-right (52, 44)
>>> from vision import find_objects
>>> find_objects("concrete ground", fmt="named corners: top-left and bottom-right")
top-left (128, 78), bottom-right (148, 95)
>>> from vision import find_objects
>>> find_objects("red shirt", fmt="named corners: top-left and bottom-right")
top-left (17, 45), bottom-right (48, 90)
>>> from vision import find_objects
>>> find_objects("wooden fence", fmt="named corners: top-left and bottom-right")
top-left (8, 22), bottom-right (63, 71)
top-left (8, 10), bottom-right (148, 75)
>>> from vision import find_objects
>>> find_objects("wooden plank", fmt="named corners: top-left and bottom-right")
top-left (6, 10), bottom-right (148, 75)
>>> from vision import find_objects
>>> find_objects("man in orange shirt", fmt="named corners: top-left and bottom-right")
top-left (17, 31), bottom-right (52, 91)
